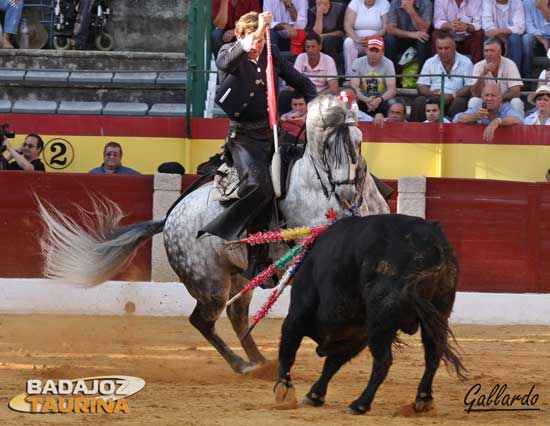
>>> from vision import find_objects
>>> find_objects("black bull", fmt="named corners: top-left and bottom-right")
top-left (274, 214), bottom-right (467, 414)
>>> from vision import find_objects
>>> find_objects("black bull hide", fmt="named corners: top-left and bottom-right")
top-left (275, 214), bottom-right (467, 414)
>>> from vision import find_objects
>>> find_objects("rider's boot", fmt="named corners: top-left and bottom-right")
top-left (242, 243), bottom-right (278, 289)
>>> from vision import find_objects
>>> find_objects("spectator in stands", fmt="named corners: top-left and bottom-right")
top-left (385, 0), bottom-right (433, 70)
top-left (373, 96), bottom-right (407, 127)
top-left (453, 83), bottom-right (522, 142)
top-left (279, 31), bottom-right (338, 114)
top-left (0, 0), bottom-right (23, 49)
top-left (0, 133), bottom-right (45, 171)
top-left (294, 31), bottom-right (339, 94)
top-left (281, 92), bottom-right (308, 120)
top-left (211, 0), bottom-right (261, 58)
top-left (307, 0), bottom-right (346, 70)
top-left (433, 0), bottom-right (483, 64)
top-left (89, 142), bottom-right (141, 175)
top-left (351, 36), bottom-right (396, 116)
top-left (424, 97), bottom-right (452, 122)
top-left (263, 0), bottom-right (308, 51)
top-left (343, 0), bottom-right (390, 78)
top-left (481, 0), bottom-right (525, 73)
top-left (537, 49), bottom-right (550, 88)
top-left (470, 37), bottom-right (524, 114)
top-left (339, 86), bottom-right (374, 121)
top-left (522, 0), bottom-right (550, 80)
top-left (410, 30), bottom-right (473, 122)
top-left (524, 85), bottom-right (550, 125)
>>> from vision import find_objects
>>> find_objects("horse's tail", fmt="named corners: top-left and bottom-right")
top-left (408, 286), bottom-right (467, 381)
top-left (38, 197), bottom-right (165, 286)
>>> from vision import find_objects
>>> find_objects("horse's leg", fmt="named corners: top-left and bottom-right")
top-left (303, 340), bottom-right (368, 407)
top-left (348, 331), bottom-right (395, 415)
top-left (412, 325), bottom-right (441, 412)
top-left (189, 300), bottom-right (255, 374)
top-left (226, 274), bottom-right (266, 364)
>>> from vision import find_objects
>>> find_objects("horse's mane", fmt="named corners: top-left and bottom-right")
top-left (306, 95), bottom-right (357, 167)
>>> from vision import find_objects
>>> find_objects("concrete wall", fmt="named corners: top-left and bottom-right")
top-left (109, 0), bottom-right (189, 53)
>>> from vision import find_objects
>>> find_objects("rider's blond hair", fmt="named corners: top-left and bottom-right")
top-left (235, 12), bottom-right (259, 39)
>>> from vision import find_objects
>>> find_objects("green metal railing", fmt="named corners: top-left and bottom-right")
top-left (185, 0), bottom-right (212, 137)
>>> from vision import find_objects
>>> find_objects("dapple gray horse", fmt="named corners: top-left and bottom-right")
top-left (39, 95), bottom-right (389, 373)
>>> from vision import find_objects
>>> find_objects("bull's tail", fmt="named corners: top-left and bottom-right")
top-left (409, 290), bottom-right (467, 380)
top-left (39, 197), bottom-right (165, 286)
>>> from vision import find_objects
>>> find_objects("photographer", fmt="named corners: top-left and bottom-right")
top-left (1, 134), bottom-right (46, 171)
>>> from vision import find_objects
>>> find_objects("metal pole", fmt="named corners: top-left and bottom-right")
top-left (440, 72), bottom-right (446, 123)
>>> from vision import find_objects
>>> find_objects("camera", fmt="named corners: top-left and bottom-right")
top-left (0, 123), bottom-right (15, 154)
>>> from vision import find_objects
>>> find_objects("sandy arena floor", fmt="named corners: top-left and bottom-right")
top-left (0, 315), bottom-right (548, 426)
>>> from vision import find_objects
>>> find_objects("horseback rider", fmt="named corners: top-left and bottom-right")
top-left (199, 11), bottom-right (316, 279)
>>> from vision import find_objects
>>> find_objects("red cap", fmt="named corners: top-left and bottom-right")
top-left (367, 37), bottom-right (384, 50)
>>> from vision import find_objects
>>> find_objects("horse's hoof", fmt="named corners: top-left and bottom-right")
top-left (395, 402), bottom-right (437, 417)
top-left (414, 398), bottom-right (434, 413)
top-left (239, 362), bottom-right (260, 375)
top-left (244, 359), bottom-right (278, 381)
top-left (302, 392), bottom-right (325, 407)
top-left (347, 401), bottom-right (368, 415)
top-left (274, 381), bottom-right (297, 409)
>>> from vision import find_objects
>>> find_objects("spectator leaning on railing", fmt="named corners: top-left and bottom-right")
top-left (281, 91), bottom-right (308, 121)
top-left (453, 83), bottom-right (523, 142)
top-left (481, 0), bottom-right (525, 74)
top-left (373, 96), bottom-right (408, 127)
top-left (385, 0), bottom-right (433, 69)
top-left (433, 0), bottom-right (483, 64)
top-left (522, 0), bottom-right (550, 80)
top-left (89, 142), bottom-right (141, 175)
top-left (0, 0), bottom-right (23, 49)
top-left (470, 37), bottom-right (524, 115)
top-left (410, 30), bottom-right (473, 122)
top-left (351, 36), bottom-right (396, 117)
top-left (524, 85), bottom-right (550, 125)
top-left (424, 97), bottom-right (452, 122)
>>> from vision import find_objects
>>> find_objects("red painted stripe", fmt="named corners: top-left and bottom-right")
top-left (0, 114), bottom-right (187, 138)
top-left (2, 114), bottom-right (549, 146)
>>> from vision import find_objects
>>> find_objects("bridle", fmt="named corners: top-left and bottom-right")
top-left (309, 109), bottom-right (358, 206)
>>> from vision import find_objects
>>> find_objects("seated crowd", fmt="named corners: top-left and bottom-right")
top-left (211, 0), bottom-right (550, 129)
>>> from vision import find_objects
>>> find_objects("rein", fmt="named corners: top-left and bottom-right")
top-left (309, 123), bottom-right (357, 206)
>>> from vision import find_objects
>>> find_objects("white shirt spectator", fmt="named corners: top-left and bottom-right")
top-left (434, 0), bottom-right (482, 40)
top-left (294, 51), bottom-right (338, 93)
top-left (347, 0), bottom-right (390, 38)
top-left (472, 56), bottom-right (522, 94)
top-left (424, 118), bottom-right (451, 123)
top-left (524, 111), bottom-right (550, 125)
top-left (417, 52), bottom-right (475, 94)
top-left (264, 0), bottom-right (308, 31)
top-left (481, 0), bottom-right (525, 34)
top-left (538, 69), bottom-right (550, 86)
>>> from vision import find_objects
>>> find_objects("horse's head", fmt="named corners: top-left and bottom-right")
top-left (306, 95), bottom-right (362, 208)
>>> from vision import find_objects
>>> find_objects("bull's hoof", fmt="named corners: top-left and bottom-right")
top-left (274, 381), bottom-right (298, 409)
top-left (302, 392), bottom-right (325, 407)
top-left (347, 401), bottom-right (368, 415)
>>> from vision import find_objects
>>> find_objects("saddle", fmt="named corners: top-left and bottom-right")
top-left (213, 127), bottom-right (306, 205)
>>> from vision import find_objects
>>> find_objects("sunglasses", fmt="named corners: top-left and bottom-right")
top-left (104, 152), bottom-right (121, 157)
